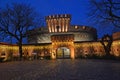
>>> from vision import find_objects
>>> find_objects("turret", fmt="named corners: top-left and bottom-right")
top-left (45, 14), bottom-right (71, 33)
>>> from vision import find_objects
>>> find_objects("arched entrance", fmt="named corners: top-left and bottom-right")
top-left (56, 47), bottom-right (70, 59)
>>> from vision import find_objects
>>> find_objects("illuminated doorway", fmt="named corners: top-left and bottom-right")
top-left (56, 47), bottom-right (70, 59)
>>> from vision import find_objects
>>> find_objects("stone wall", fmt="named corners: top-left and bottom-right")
top-left (0, 40), bottom-right (120, 61)
top-left (113, 32), bottom-right (120, 40)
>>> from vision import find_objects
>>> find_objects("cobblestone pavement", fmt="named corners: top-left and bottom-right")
top-left (0, 59), bottom-right (120, 80)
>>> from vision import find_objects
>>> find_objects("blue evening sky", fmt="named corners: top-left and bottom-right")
top-left (0, 0), bottom-right (115, 38)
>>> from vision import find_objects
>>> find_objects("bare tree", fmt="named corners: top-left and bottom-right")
top-left (0, 3), bottom-right (43, 60)
top-left (100, 34), bottom-right (113, 57)
top-left (88, 0), bottom-right (119, 58)
top-left (89, 0), bottom-right (120, 28)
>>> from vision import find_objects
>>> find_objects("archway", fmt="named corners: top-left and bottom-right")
top-left (56, 47), bottom-right (70, 59)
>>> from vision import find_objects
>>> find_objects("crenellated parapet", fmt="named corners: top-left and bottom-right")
top-left (68, 25), bottom-right (97, 41)
top-left (69, 25), bottom-right (97, 33)
top-left (46, 14), bottom-right (71, 33)
top-left (45, 14), bottom-right (71, 19)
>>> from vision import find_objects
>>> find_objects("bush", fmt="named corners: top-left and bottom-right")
top-left (44, 56), bottom-right (51, 60)
top-left (0, 57), bottom-right (4, 62)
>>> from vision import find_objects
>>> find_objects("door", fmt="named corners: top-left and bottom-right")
top-left (57, 47), bottom-right (70, 59)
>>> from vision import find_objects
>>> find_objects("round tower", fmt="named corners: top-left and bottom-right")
top-left (45, 14), bottom-right (71, 33)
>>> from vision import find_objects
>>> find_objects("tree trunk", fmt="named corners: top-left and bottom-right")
top-left (19, 43), bottom-right (23, 60)
top-left (100, 35), bottom-right (113, 59)
top-left (18, 37), bottom-right (23, 61)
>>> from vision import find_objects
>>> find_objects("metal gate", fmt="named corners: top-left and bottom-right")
top-left (56, 47), bottom-right (70, 59)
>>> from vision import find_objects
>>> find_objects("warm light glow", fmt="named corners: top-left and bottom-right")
top-left (48, 20), bottom-right (51, 32)
top-left (1, 13), bottom-right (120, 60)
top-left (75, 25), bottom-right (78, 29)
top-left (119, 42), bottom-right (120, 44)
top-left (62, 18), bottom-right (64, 32)
top-left (71, 47), bottom-right (75, 59)
top-left (0, 39), bottom-right (120, 60)
top-left (83, 26), bottom-right (86, 29)
top-left (65, 19), bottom-right (67, 32)
top-left (46, 14), bottom-right (70, 33)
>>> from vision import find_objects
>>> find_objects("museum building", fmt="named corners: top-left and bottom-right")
top-left (0, 14), bottom-right (120, 60)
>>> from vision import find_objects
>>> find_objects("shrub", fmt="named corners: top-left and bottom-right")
top-left (0, 57), bottom-right (4, 62)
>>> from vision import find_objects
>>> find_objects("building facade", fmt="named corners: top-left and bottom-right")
top-left (27, 14), bottom-right (97, 59)
top-left (0, 14), bottom-right (120, 61)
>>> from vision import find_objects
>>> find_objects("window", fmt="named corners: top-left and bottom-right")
top-left (82, 26), bottom-right (86, 30)
top-left (75, 26), bottom-right (79, 29)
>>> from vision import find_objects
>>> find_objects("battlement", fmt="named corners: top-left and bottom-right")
top-left (69, 25), bottom-right (96, 33)
top-left (46, 14), bottom-right (71, 33)
top-left (45, 14), bottom-right (71, 20)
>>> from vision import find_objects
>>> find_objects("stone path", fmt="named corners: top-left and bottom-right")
top-left (0, 59), bottom-right (120, 80)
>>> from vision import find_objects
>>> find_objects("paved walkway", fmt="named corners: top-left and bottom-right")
top-left (0, 59), bottom-right (120, 80)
